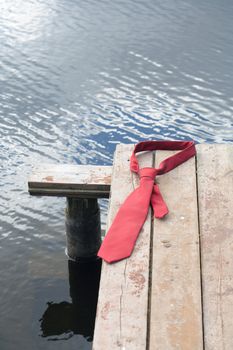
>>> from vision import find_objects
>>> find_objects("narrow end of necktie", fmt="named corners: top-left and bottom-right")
top-left (151, 184), bottom-right (169, 219)
top-left (154, 209), bottom-right (169, 219)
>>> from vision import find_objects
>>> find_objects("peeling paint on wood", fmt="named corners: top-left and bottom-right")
top-left (28, 164), bottom-right (112, 197)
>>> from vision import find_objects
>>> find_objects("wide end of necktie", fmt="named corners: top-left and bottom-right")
top-left (97, 250), bottom-right (130, 264)
top-left (97, 233), bottom-right (135, 263)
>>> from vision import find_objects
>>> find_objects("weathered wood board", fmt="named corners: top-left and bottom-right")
top-left (93, 144), bottom-right (153, 350)
top-left (196, 144), bottom-right (233, 350)
top-left (149, 150), bottom-right (203, 350)
top-left (28, 164), bottom-right (112, 197)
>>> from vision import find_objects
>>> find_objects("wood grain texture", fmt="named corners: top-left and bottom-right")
top-left (149, 150), bottom-right (203, 350)
top-left (28, 164), bottom-right (112, 197)
top-left (93, 144), bottom-right (153, 350)
top-left (196, 144), bottom-right (233, 350)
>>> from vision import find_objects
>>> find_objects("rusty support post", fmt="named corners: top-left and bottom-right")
top-left (65, 198), bottom-right (101, 260)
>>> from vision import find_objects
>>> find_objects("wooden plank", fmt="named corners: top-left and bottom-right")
top-left (196, 144), bottom-right (233, 350)
top-left (149, 150), bottom-right (203, 350)
top-left (93, 144), bottom-right (153, 350)
top-left (28, 164), bottom-right (112, 197)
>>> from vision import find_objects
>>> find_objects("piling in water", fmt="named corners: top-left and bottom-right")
top-left (65, 198), bottom-right (101, 260)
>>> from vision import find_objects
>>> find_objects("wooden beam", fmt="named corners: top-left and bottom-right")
top-left (149, 150), bottom-right (203, 350)
top-left (28, 164), bottom-right (112, 198)
top-left (93, 144), bottom-right (153, 350)
top-left (196, 144), bottom-right (233, 350)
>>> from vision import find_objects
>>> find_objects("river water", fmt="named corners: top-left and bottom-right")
top-left (0, 0), bottom-right (232, 349)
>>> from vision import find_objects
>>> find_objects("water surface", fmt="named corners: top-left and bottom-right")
top-left (0, 0), bottom-right (233, 349)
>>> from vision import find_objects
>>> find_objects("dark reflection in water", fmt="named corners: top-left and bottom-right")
top-left (40, 302), bottom-right (75, 341)
top-left (40, 259), bottom-right (102, 344)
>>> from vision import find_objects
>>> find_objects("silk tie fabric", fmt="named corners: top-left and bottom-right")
top-left (98, 140), bottom-right (196, 263)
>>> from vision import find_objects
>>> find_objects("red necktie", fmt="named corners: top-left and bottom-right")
top-left (98, 140), bottom-right (196, 263)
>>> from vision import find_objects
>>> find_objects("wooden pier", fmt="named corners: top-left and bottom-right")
top-left (29, 144), bottom-right (233, 350)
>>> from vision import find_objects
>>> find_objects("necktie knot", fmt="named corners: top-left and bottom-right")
top-left (139, 167), bottom-right (157, 180)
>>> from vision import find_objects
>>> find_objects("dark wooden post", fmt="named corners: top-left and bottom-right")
top-left (65, 198), bottom-right (102, 260)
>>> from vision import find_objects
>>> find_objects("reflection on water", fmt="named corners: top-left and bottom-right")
top-left (40, 259), bottom-right (101, 344)
top-left (0, 0), bottom-right (233, 348)
top-left (41, 301), bottom-right (75, 341)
